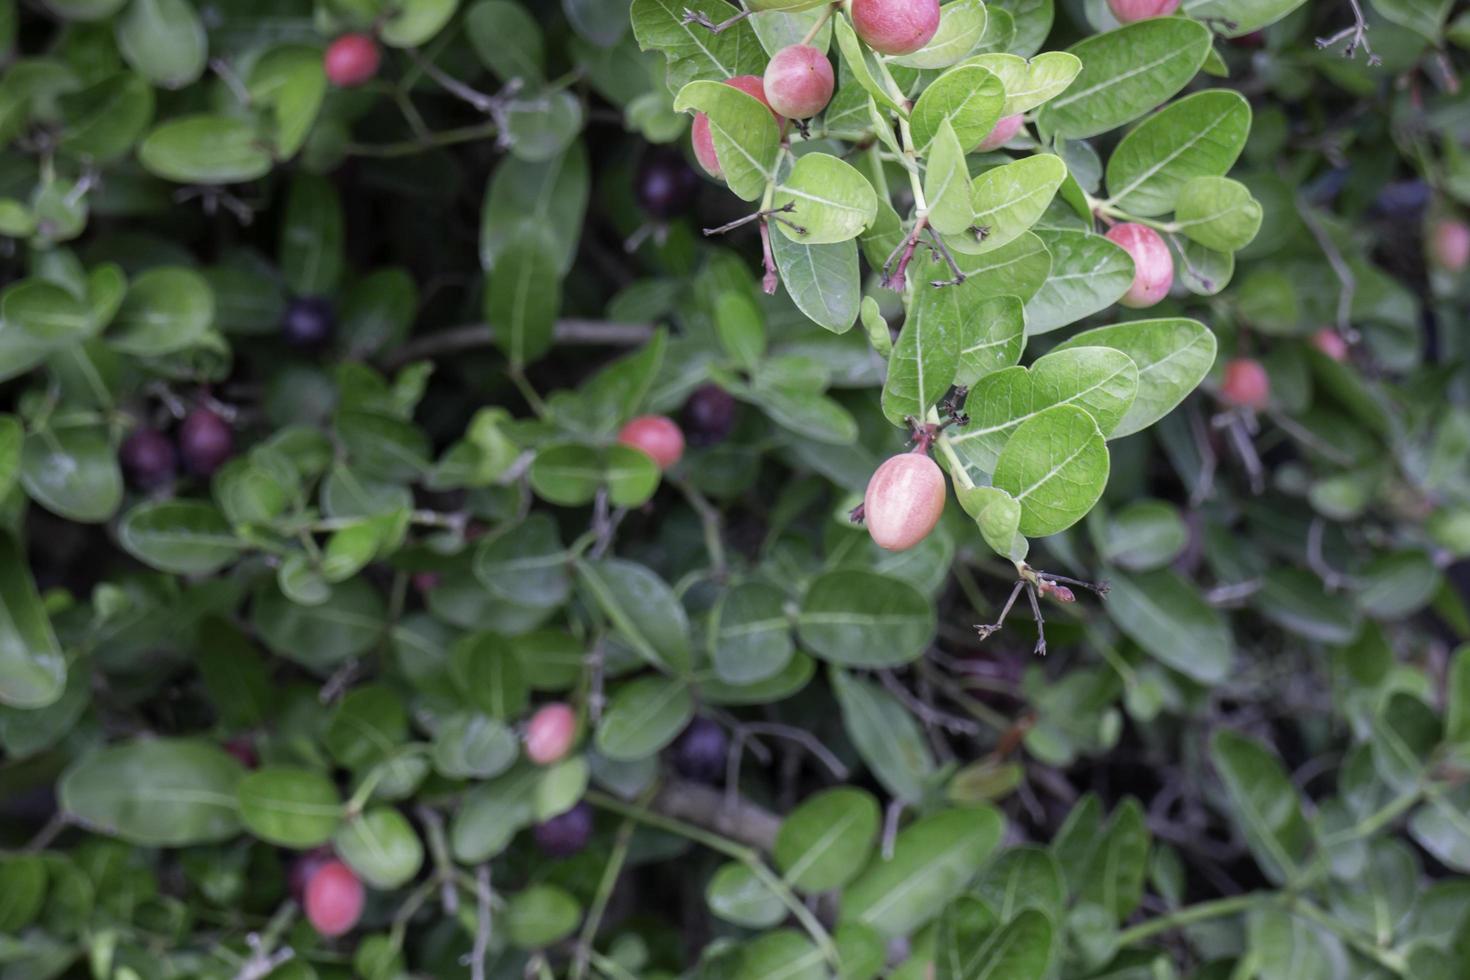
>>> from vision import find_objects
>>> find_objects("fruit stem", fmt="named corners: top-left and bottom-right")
top-left (800, 2), bottom-right (840, 45)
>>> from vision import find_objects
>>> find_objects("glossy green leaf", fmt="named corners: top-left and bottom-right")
top-left (1105, 569), bottom-right (1233, 683)
top-left (774, 787), bottom-right (880, 892)
top-left (952, 154), bottom-right (1067, 255)
top-left (115, 0), bottom-right (207, 89)
top-left (60, 739), bottom-right (245, 846)
top-left (118, 500), bottom-right (246, 575)
top-left (138, 114), bottom-right (272, 184)
top-left (968, 51), bottom-right (1082, 116)
top-left (1104, 90), bottom-right (1252, 217)
top-left (797, 570), bottom-right (936, 667)
top-left (594, 674), bottom-right (695, 760)
top-left (991, 404), bottom-right (1110, 537)
top-left (774, 152), bottom-right (878, 244)
top-left (1052, 318), bottom-right (1218, 437)
top-left (909, 64), bottom-right (1005, 151)
top-left (335, 807), bottom-right (424, 889)
top-left (0, 533), bottom-right (66, 709)
top-left (709, 582), bottom-right (795, 685)
top-left (1210, 730), bottom-right (1313, 885)
top-left (577, 558), bottom-right (692, 674)
top-left (673, 79), bottom-right (781, 201)
top-left (21, 424), bottom-right (121, 523)
top-left (237, 767), bottom-right (342, 848)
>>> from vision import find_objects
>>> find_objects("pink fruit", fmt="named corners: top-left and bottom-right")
top-left (974, 114), bottom-right (1024, 152)
top-left (691, 75), bottom-right (780, 178)
top-left (1106, 223), bottom-right (1174, 309)
top-left (324, 34), bottom-right (380, 88)
top-left (851, 0), bottom-right (942, 55)
top-left (1106, 0), bottom-right (1181, 23)
top-left (1430, 219), bottom-right (1470, 272)
top-left (763, 44), bottom-right (834, 119)
top-left (1310, 328), bottom-right (1348, 362)
top-left (525, 703), bottom-right (577, 765)
top-left (617, 415), bottom-right (685, 470)
top-left (304, 860), bottom-right (365, 938)
top-left (863, 453), bottom-right (946, 551)
top-left (1221, 358), bottom-right (1269, 409)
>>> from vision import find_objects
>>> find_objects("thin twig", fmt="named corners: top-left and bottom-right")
top-left (1314, 0), bottom-right (1381, 65)
top-left (469, 865), bottom-right (492, 980)
top-left (740, 722), bottom-right (850, 779)
top-left (382, 319), bottom-right (655, 369)
top-left (1295, 197), bottom-right (1360, 340)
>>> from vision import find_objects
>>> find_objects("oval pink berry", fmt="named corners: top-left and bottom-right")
top-left (974, 114), bottom-right (1024, 152)
top-left (1310, 328), bottom-right (1348, 362)
top-left (1430, 219), bottom-right (1470, 273)
top-left (1106, 223), bottom-right (1174, 309)
top-left (864, 453), bottom-right (946, 552)
top-left (851, 0), bottom-right (941, 56)
top-left (304, 860), bottom-right (365, 938)
top-left (618, 415), bottom-right (685, 470)
top-left (525, 703), bottom-right (577, 765)
top-left (1106, 0), bottom-right (1180, 23)
top-left (691, 75), bottom-right (780, 178)
top-left (1221, 358), bottom-right (1270, 410)
top-left (763, 44), bottom-right (835, 119)
top-left (324, 34), bottom-right (380, 88)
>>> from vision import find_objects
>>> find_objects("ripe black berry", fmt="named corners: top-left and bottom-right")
top-left (281, 296), bottom-right (336, 349)
top-left (636, 148), bottom-right (700, 221)
top-left (681, 384), bottom-right (737, 447)
top-left (178, 408), bottom-right (234, 477)
top-left (119, 427), bottom-right (177, 489)
top-left (672, 718), bottom-right (728, 783)
top-left (533, 802), bottom-right (593, 857)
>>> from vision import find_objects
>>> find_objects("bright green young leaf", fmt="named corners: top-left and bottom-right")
top-left (990, 403), bottom-right (1109, 537)
top-left (595, 674), bottom-right (695, 760)
top-left (379, 0), bottom-right (459, 47)
top-left (707, 862), bottom-right (786, 928)
top-left (115, 0), bottom-right (206, 89)
top-left (967, 51), bottom-right (1082, 116)
top-left (773, 152), bottom-right (879, 244)
top-left (909, 64), bottom-right (1005, 150)
top-left (774, 787), bottom-right (880, 892)
top-left (138, 114), bottom-right (273, 184)
top-left (953, 154), bottom-right (1067, 255)
top-left (1052, 318), bottom-right (1218, 436)
top-left (237, 767), bottom-right (342, 848)
top-left (335, 807), bottom-right (424, 889)
top-left (891, 0), bottom-right (987, 69)
top-left (1104, 89), bottom-right (1252, 217)
top-left (924, 119), bottom-right (973, 236)
top-left (60, 739), bottom-right (245, 846)
top-left (1174, 176), bottom-right (1263, 252)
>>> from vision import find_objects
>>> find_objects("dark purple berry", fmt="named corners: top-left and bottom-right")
top-left (681, 384), bottom-right (737, 447)
top-left (636, 148), bottom-right (700, 221)
top-left (673, 718), bottom-right (728, 784)
top-left (178, 408), bottom-right (234, 477)
top-left (533, 802), bottom-right (593, 857)
top-left (119, 427), bottom-right (177, 489)
top-left (281, 297), bottom-right (336, 349)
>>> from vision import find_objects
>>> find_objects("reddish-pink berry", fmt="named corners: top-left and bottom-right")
top-left (763, 45), bottom-right (834, 119)
top-left (618, 415), bottom-right (685, 470)
top-left (1106, 223), bottom-right (1174, 309)
top-left (304, 860), bottom-right (365, 938)
top-left (974, 114), bottom-right (1024, 152)
top-left (1221, 358), bottom-right (1270, 410)
top-left (851, 0), bottom-right (941, 55)
top-left (525, 703), bottom-right (577, 765)
top-left (863, 453), bottom-right (946, 552)
top-left (692, 76), bottom-right (780, 179)
top-left (1430, 219), bottom-right (1470, 273)
top-left (1107, 0), bottom-right (1180, 23)
top-left (289, 847), bottom-right (334, 903)
top-left (324, 34), bottom-right (380, 88)
top-left (1310, 328), bottom-right (1348, 362)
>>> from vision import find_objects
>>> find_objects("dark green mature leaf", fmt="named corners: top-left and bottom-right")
top-left (1039, 19), bottom-right (1212, 139)
top-left (0, 533), bottom-right (65, 709)
top-left (506, 883), bottom-right (581, 948)
top-left (118, 500), bottom-right (245, 575)
top-left (57, 72), bottom-right (154, 162)
top-left (973, 845), bottom-right (1066, 922)
top-left (138, 114), bottom-right (273, 184)
top-left (252, 577), bottom-right (385, 672)
top-left (482, 142), bottom-right (589, 275)
top-left (939, 907), bottom-right (1053, 980)
top-left (1105, 90), bottom-right (1252, 217)
top-left (237, 768), bottom-right (342, 848)
top-left (21, 423), bottom-right (121, 523)
top-left (841, 807), bottom-right (1004, 938)
top-left (280, 175), bottom-right (343, 297)
top-left (1211, 731), bottom-right (1313, 885)
top-left (1053, 318), bottom-right (1217, 436)
top-left (709, 581), bottom-right (795, 685)
top-left (797, 570), bottom-right (936, 667)
top-left (831, 668), bottom-right (935, 802)
top-left (474, 515), bottom-right (570, 609)
top-left (108, 266), bottom-right (214, 355)
top-left (451, 765), bottom-right (540, 862)
top-left (774, 787), bottom-right (880, 892)
top-left (1180, 0), bottom-right (1309, 37)
top-left (578, 558), bottom-right (692, 674)
top-left (991, 404), bottom-right (1110, 537)
top-left (595, 674), bottom-right (694, 760)
top-left (707, 862), bottom-right (785, 928)
top-left (1105, 569), bottom-right (1233, 683)
top-left (486, 226), bottom-right (562, 367)
top-left (955, 154), bottom-right (1067, 256)
top-left (1075, 799), bottom-right (1149, 922)
top-left (60, 739), bottom-right (245, 846)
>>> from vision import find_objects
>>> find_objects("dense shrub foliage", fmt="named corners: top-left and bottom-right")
top-left (0, 0), bottom-right (1468, 978)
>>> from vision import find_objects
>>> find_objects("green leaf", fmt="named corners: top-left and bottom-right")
top-left (595, 675), bottom-right (695, 761)
top-left (2, 279), bottom-right (94, 348)
top-left (335, 807), bottom-right (424, 889)
top-left (432, 712), bottom-right (519, 780)
top-left (109, 266), bottom-right (214, 355)
top-left (21, 424), bottom-right (121, 523)
top-left (707, 862), bottom-right (786, 928)
top-left (632, 0), bottom-right (766, 91)
top-left (474, 515), bottom-right (570, 609)
top-left (948, 346), bottom-right (1138, 474)
top-left (0, 855), bottom-right (46, 933)
top-left (1099, 499), bottom-right (1188, 571)
top-left (831, 12), bottom-right (906, 115)
top-left (881, 280), bottom-right (962, 425)
top-left (701, 651), bottom-right (816, 705)
top-left (952, 154), bottom-right (1067, 255)
top-left (1021, 228), bottom-right (1132, 334)
top-left (1052, 318), bottom-right (1217, 436)
top-left (774, 787), bottom-right (880, 892)
top-left (797, 570), bottom-right (936, 667)
top-left (709, 582), bottom-right (795, 685)
top-left (481, 142), bottom-right (589, 275)
top-left (1173, 176), bottom-right (1262, 252)
top-left (60, 738), bottom-right (245, 846)
top-left (486, 226), bottom-right (562, 367)
top-left (115, 0), bottom-right (207, 89)
top-left (955, 485), bottom-right (1026, 560)
top-left (252, 577), bottom-right (385, 673)
top-left (950, 231), bottom-right (1052, 302)
top-left (279, 174), bottom-right (343, 297)
top-left (968, 51), bottom-right (1082, 116)
top-left (1210, 730), bottom-right (1313, 885)
top-left (56, 72), bottom-right (154, 162)
top-left (379, 0), bottom-right (460, 47)
top-left (118, 500), bottom-right (246, 575)
top-left (773, 152), bottom-right (879, 244)
top-left (831, 668), bottom-right (935, 802)
top-left (466, 0), bottom-right (545, 82)
top-left (577, 558), bottom-right (691, 674)
top-left (1038, 19), bottom-right (1213, 139)
top-left (237, 767), bottom-right (342, 848)
top-left (892, 0), bottom-right (986, 69)
top-left (673, 79), bottom-right (780, 201)
top-left (1409, 787), bottom-right (1470, 873)
top-left (910, 64), bottom-right (1005, 151)
top-left (940, 906), bottom-right (1054, 980)
top-left (1448, 644), bottom-right (1470, 746)
top-left (990, 404), bottom-right (1109, 537)
top-left (972, 845), bottom-right (1065, 922)
top-left (451, 765), bottom-right (539, 862)
top-left (0, 533), bottom-right (66, 710)
top-left (530, 443), bottom-right (603, 505)
top-left (138, 114), bottom-right (272, 184)
top-left (506, 884), bottom-right (582, 948)
top-left (451, 632), bottom-right (528, 720)
top-left (841, 807), bottom-right (1004, 938)
top-left (924, 119), bottom-right (973, 236)
top-left (770, 234), bottom-right (861, 333)
top-left (1180, 0), bottom-right (1310, 37)
top-left (1104, 89), bottom-right (1251, 217)
top-left (247, 46), bottom-right (326, 159)
top-left (1105, 569), bottom-right (1233, 683)
top-left (736, 930), bottom-right (825, 980)
top-left (1075, 799), bottom-right (1149, 922)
